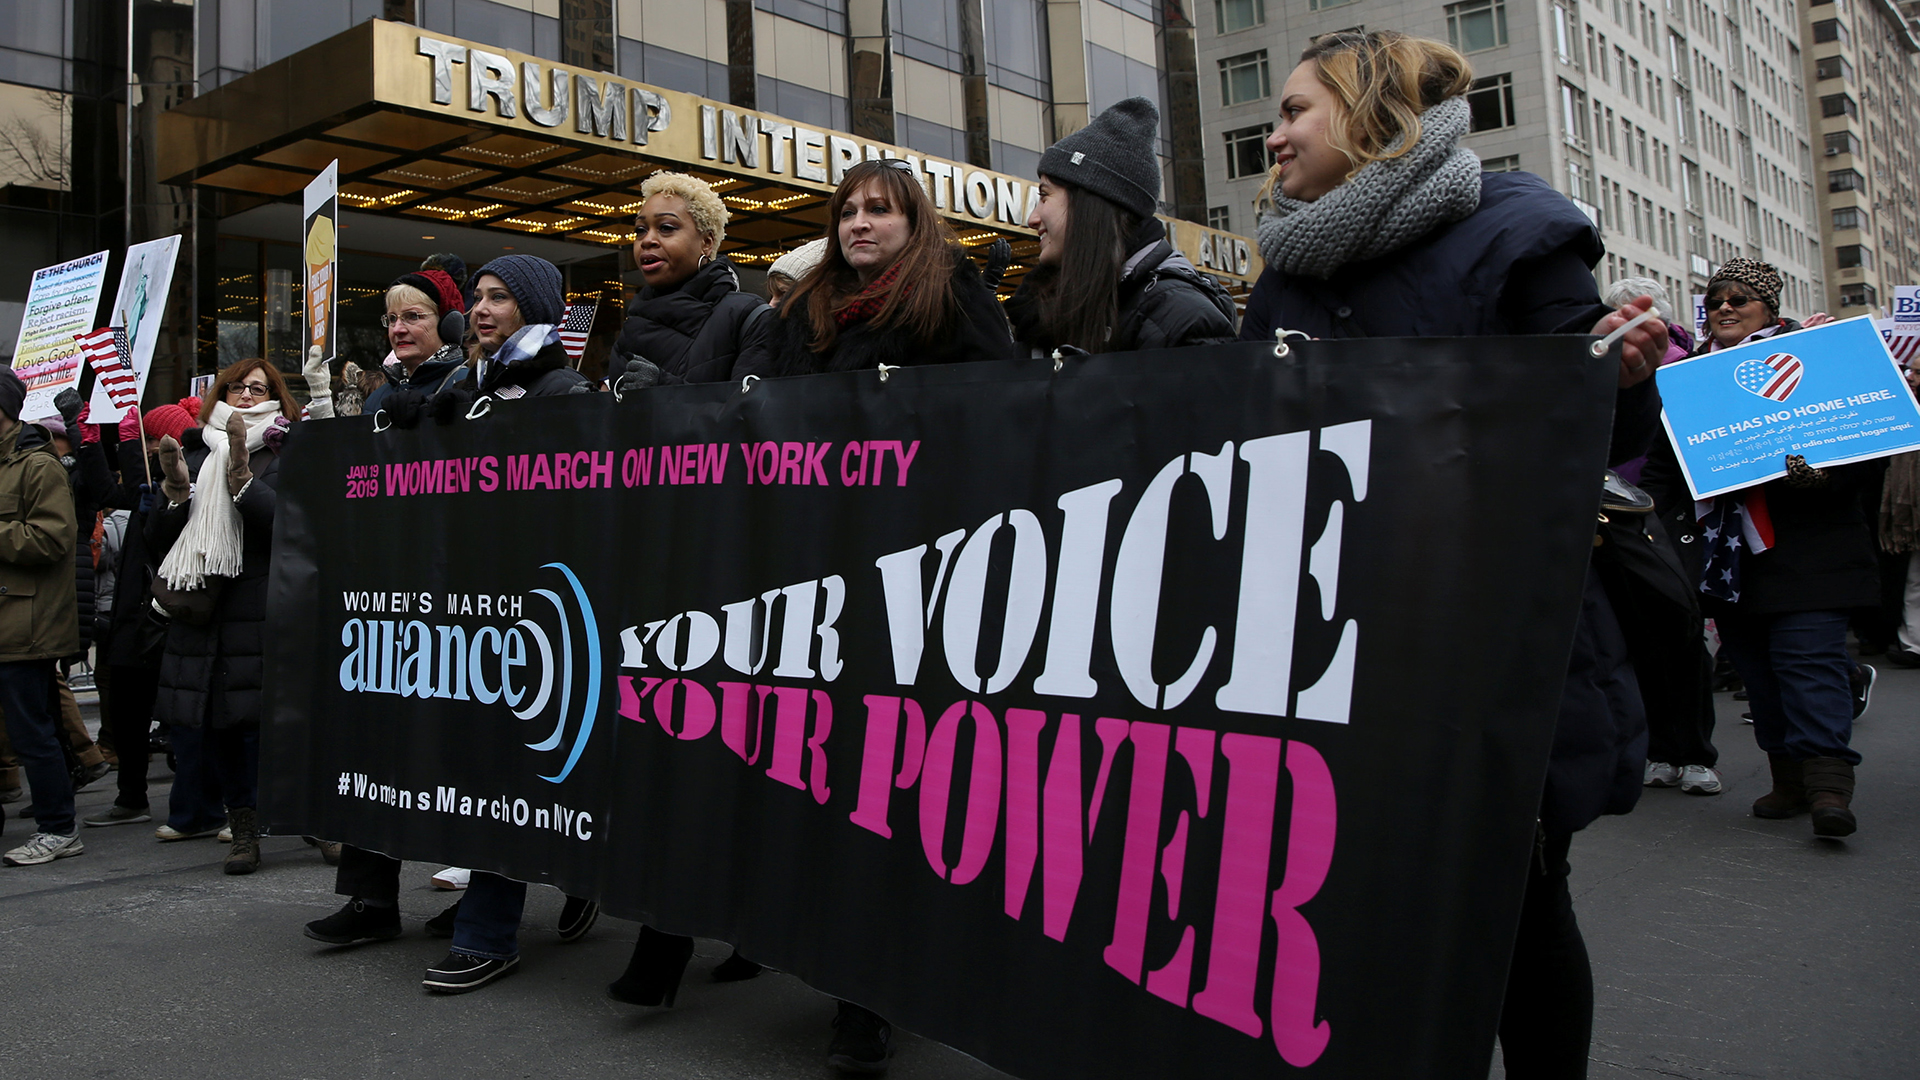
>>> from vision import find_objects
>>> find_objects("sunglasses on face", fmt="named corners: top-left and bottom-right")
top-left (1709, 295), bottom-right (1755, 310)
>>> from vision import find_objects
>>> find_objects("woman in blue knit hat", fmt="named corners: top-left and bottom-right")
top-left (1007, 96), bottom-right (1238, 355)
top-left (464, 254), bottom-right (589, 400)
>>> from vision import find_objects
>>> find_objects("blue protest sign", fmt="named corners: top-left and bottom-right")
top-left (1656, 315), bottom-right (1920, 499)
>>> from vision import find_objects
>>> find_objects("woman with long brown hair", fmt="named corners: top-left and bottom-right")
top-left (147, 358), bottom-right (298, 875)
top-left (733, 158), bottom-right (1017, 378)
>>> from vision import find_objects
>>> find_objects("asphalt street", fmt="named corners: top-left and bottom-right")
top-left (3, 670), bottom-right (1914, 1080)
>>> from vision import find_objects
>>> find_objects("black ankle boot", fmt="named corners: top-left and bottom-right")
top-left (608, 925), bottom-right (695, 1006)
top-left (712, 949), bottom-right (764, 983)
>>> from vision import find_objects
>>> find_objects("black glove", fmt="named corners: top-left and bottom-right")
top-left (429, 382), bottom-right (480, 425)
top-left (982, 238), bottom-right (1012, 290)
top-left (54, 387), bottom-right (82, 429)
top-left (384, 388), bottom-right (428, 429)
top-left (613, 357), bottom-right (662, 401)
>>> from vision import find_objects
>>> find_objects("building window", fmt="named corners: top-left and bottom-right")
top-left (1561, 80), bottom-right (1590, 146)
top-left (1481, 154), bottom-right (1521, 172)
top-left (1553, 3), bottom-right (1575, 64)
top-left (1467, 73), bottom-right (1516, 131)
top-left (1823, 131), bottom-right (1862, 158)
top-left (1218, 51), bottom-right (1272, 106)
top-left (1841, 283), bottom-right (1877, 308)
top-left (1215, 0), bottom-right (1266, 32)
top-left (1828, 168), bottom-right (1864, 193)
top-left (1836, 245), bottom-right (1873, 270)
top-left (1820, 93), bottom-right (1857, 119)
top-left (1307, 0), bottom-right (1356, 9)
top-left (1223, 125), bottom-right (1270, 180)
top-left (1446, 0), bottom-right (1509, 54)
top-left (1814, 55), bottom-right (1853, 83)
top-left (1832, 206), bottom-right (1862, 231)
top-left (1208, 205), bottom-right (1232, 230)
top-left (1811, 19), bottom-right (1847, 45)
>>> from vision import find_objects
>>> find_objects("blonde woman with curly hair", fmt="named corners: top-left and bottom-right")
top-left (607, 170), bottom-right (770, 394)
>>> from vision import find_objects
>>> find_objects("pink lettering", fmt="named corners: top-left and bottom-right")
top-left (762, 686), bottom-right (832, 804)
top-left (840, 441), bottom-right (867, 486)
top-left (779, 442), bottom-right (804, 484)
top-left (1103, 721), bottom-right (1171, 983)
top-left (893, 440), bottom-right (920, 486)
top-left (1269, 740), bottom-right (1335, 1066)
top-left (849, 695), bottom-right (928, 839)
top-left (616, 676), bottom-right (662, 722)
top-left (478, 456), bottom-right (498, 492)
top-left (756, 443), bottom-right (779, 485)
top-left (651, 678), bottom-right (717, 741)
top-left (659, 445), bottom-right (678, 484)
top-left (697, 443), bottom-right (730, 483)
top-left (804, 442), bottom-right (830, 485)
top-left (679, 444), bottom-right (698, 484)
top-left (529, 453), bottom-right (553, 490)
top-left (918, 700), bottom-right (1002, 885)
top-left (717, 682), bottom-right (769, 765)
top-left (1191, 732), bottom-right (1283, 1038)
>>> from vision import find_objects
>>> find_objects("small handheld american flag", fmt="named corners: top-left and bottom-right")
top-left (557, 302), bottom-right (596, 363)
top-left (76, 326), bottom-right (140, 411)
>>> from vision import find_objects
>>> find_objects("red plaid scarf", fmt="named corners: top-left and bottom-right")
top-left (833, 261), bottom-right (907, 328)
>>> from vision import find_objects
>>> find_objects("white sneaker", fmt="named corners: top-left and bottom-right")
top-left (217, 825), bottom-right (233, 843)
top-left (1679, 764), bottom-right (1724, 795)
top-left (4, 831), bottom-right (85, 866)
top-left (1644, 761), bottom-right (1681, 787)
top-left (431, 867), bottom-right (472, 890)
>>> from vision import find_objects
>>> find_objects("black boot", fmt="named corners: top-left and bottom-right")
top-left (712, 949), bottom-right (764, 982)
top-left (223, 808), bottom-right (259, 875)
top-left (608, 925), bottom-right (694, 1006)
top-left (1751, 753), bottom-right (1807, 819)
top-left (1802, 757), bottom-right (1857, 838)
top-left (828, 1001), bottom-right (893, 1075)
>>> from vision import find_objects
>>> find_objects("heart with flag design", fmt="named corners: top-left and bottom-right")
top-left (1733, 352), bottom-right (1802, 402)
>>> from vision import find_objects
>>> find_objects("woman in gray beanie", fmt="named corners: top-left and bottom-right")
top-left (1005, 96), bottom-right (1237, 354)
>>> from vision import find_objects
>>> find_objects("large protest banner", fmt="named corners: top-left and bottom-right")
top-left (265, 339), bottom-right (1615, 1079)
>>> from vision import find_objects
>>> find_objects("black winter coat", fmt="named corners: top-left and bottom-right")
top-left (146, 431), bottom-right (279, 730)
top-left (613, 259), bottom-right (768, 384)
top-left (364, 346), bottom-right (471, 414)
top-left (1005, 237), bottom-right (1238, 355)
top-left (732, 249), bottom-right (1018, 378)
top-left (479, 339), bottom-right (589, 398)
top-left (1239, 168), bottom-right (1652, 833)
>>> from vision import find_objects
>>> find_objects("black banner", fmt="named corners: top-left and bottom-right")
top-left (265, 339), bottom-right (1615, 1079)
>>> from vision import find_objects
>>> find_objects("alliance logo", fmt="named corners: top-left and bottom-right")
top-left (336, 562), bottom-right (603, 783)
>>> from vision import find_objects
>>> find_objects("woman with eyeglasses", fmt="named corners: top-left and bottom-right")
top-left (605, 171), bottom-right (767, 397)
top-left (1236, 31), bottom-right (1672, 1078)
top-left (363, 259), bottom-right (472, 424)
top-left (146, 359), bottom-right (299, 875)
top-left (733, 158), bottom-right (1017, 380)
top-left (1008, 97), bottom-right (1238, 355)
top-left (1641, 258), bottom-right (1872, 841)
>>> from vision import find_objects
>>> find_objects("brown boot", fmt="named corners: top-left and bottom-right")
top-left (1801, 757), bottom-right (1857, 838)
top-left (1751, 753), bottom-right (1808, 819)
top-left (223, 808), bottom-right (260, 875)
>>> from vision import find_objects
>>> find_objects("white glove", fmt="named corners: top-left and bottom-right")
top-left (304, 345), bottom-right (333, 399)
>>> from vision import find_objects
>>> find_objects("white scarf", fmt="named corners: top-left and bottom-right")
top-left (157, 398), bottom-right (281, 590)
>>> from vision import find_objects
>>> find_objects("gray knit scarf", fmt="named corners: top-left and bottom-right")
top-left (1257, 97), bottom-right (1483, 280)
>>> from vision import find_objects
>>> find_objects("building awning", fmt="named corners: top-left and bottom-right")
top-left (159, 19), bottom-right (1261, 291)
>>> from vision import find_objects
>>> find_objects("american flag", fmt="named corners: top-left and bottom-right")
top-left (1733, 351), bottom-right (1803, 401)
top-left (557, 302), bottom-right (596, 362)
top-left (75, 326), bottom-right (139, 410)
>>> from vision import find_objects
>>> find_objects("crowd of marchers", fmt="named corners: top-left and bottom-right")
top-left (1, 29), bottom-right (1896, 1080)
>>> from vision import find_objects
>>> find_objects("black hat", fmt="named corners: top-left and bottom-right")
top-left (1037, 97), bottom-right (1162, 220)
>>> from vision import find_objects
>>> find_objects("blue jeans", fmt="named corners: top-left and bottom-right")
top-left (1715, 609), bottom-right (1860, 765)
top-left (0, 659), bottom-right (70, 835)
top-left (451, 872), bottom-right (526, 960)
top-left (166, 724), bottom-right (258, 830)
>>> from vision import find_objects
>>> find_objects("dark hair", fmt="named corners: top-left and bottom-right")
top-left (1019, 176), bottom-right (1137, 354)
top-left (782, 159), bottom-right (961, 354)
top-left (206, 358), bottom-right (299, 423)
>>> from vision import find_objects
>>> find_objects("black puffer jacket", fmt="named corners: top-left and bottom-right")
top-left (732, 248), bottom-right (1018, 378)
top-left (1006, 230), bottom-right (1238, 355)
top-left (612, 259), bottom-right (768, 384)
top-left (146, 430), bottom-right (279, 730)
